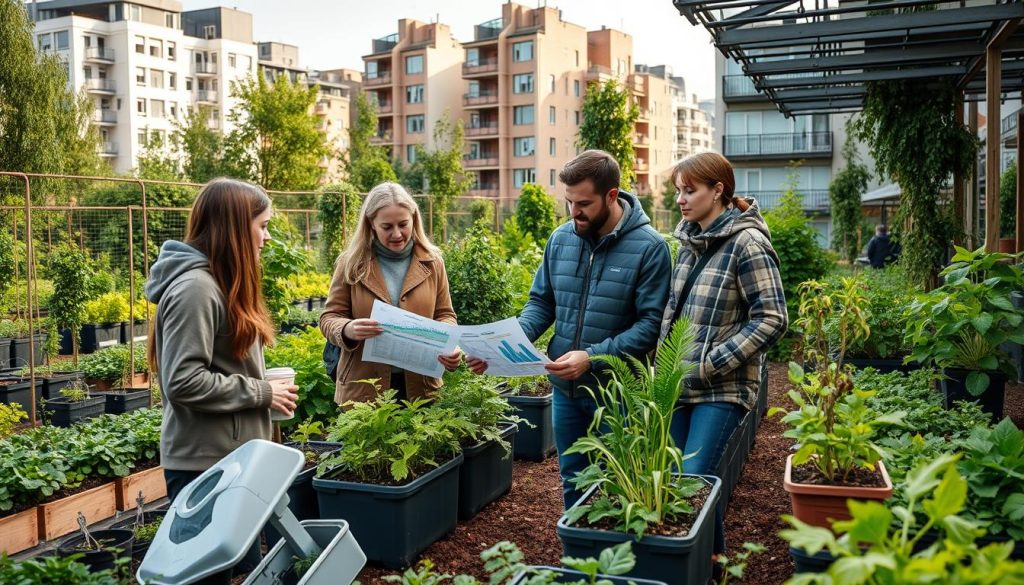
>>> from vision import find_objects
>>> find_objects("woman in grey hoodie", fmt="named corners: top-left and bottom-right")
top-left (145, 178), bottom-right (298, 583)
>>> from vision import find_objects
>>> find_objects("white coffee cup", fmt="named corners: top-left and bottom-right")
top-left (265, 366), bottom-right (296, 422)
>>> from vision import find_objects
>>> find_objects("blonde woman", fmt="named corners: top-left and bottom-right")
top-left (320, 182), bottom-right (460, 404)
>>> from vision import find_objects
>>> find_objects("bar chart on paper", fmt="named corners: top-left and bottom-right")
top-left (498, 340), bottom-right (544, 363)
top-left (458, 317), bottom-right (551, 377)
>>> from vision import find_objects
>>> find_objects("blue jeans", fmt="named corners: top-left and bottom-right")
top-left (669, 402), bottom-right (747, 555)
top-left (553, 389), bottom-right (603, 509)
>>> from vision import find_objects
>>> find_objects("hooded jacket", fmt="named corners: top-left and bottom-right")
top-left (145, 240), bottom-right (273, 471)
top-left (660, 199), bottom-right (788, 410)
top-left (518, 191), bottom-right (672, 397)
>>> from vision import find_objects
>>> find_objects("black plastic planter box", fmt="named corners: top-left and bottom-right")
top-left (941, 368), bottom-right (1006, 423)
top-left (458, 422), bottom-right (518, 520)
top-left (789, 546), bottom-right (836, 574)
top-left (264, 440), bottom-right (343, 547)
top-left (57, 528), bottom-right (134, 572)
top-left (111, 510), bottom-right (166, 560)
top-left (0, 376), bottom-right (43, 411)
top-left (121, 321), bottom-right (149, 344)
top-left (9, 334), bottom-right (46, 369)
top-left (95, 388), bottom-right (151, 414)
top-left (313, 452), bottom-right (463, 568)
top-left (556, 475), bottom-right (722, 585)
top-left (508, 392), bottom-right (555, 462)
top-left (716, 415), bottom-right (748, 513)
top-left (61, 323), bottom-right (122, 354)
top-left (44, 395), bottom-right (106, 426)
top-left (915, 528), bottom-right (1024, 560)
top-left (40, 372), bottom-right (84, 400)
top-left (511, 566), bottom-right (668, 585)
top-left (0, 338), bottom-right (11, 370)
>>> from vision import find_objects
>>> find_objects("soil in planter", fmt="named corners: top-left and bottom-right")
top-left (507, 379), bottom-right (552, 397)
top-left (37, 476), bottom-right (110, 507)
top-left (570, 484), bottom-right (712, 538)
top-left (295, 443), bottom-right (340, 472)
top-left (64, 534), bottom-right (125, 552)
top-left (790, 463), bottom-right (887, 488)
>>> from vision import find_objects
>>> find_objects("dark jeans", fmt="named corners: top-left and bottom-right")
top-left (165, 469), bottom-right (263, 584)
top-left (552, 389), bottom-right (603, 509)
top-left (390, 371), bottom-right (407, 401)
top-left (669, 401), bottom-right (747, 555)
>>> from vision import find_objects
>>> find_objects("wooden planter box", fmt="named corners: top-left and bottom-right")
top-left (115, 465), bottom-right (167, 511)
top-left (89, 372), bottom-right (148, 392)
top-left (0, 507), bottom-right (40, 554)
top-left (38, 481), bottom-right (118, 541)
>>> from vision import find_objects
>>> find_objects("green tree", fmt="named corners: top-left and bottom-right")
top-left (46, 244), bottom-right (94, 361)
top-left (470, 198), bottom-right (495, 227)
top-left (829, 135), bottom-right (871, 265)
top-left (999, 160), bottom-right (1017, 240)
top-left (0, 0), bottom-right (103, 202)
top-left (346, 91), bottom-right (397, 192)
top-left (316, 182), bottom-right (362, 271)
top-left (175, 105), bottom-right (228, 183)
top-left (577, 80), bottom-right (639, 189)
top-left (661, 176), bottom-right (681, 229)
top-left (443, 223), bottom-right (516, 325)
top-left (416, 113), bottom-right (474, 237)
top-left (851, 79), bottom-right (976, 288)
top-left (225, 74), bottom-right (331, 191)
top-left (515, 183), bottom-right (558, 245)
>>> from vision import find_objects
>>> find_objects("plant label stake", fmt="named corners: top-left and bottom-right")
top-left (77, 512), bottom-right (100, 550)
top-left (135, 491), bottom-right (146, 528)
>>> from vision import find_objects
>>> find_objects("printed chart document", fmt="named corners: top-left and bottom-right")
top-left (457, 317), bottom-right (551, 377)
top-left (363, 300), bottom-right (458, 378)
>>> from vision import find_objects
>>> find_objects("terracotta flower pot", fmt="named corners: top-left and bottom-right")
top-left (783, 455), bottom-right (893, 530)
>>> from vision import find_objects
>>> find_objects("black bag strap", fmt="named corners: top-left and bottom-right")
top-left (670, 235), bottom-right (734, 327)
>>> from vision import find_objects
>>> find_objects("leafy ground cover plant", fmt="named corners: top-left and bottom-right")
top-left (781, 454), bottom-right (1024, 584)
top-left (822, 268), bottom-right (917, 360)
top-left (317, 385), bottom-right (471, 483)
top-left (0, 553), bottom-right (122, 585)
top-left (432, 375), bottom-right (526, 454)
top-left (564, 320), bottom-right (706, 538)
top-left (80, 343), bottom-right (147, 383)
top-left (958, 418), bottom-right (1024, 540)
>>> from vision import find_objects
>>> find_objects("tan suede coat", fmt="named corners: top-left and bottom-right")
top-left (320, 244), bottom-right (457, 405)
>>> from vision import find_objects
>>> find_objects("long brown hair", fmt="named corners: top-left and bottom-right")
top-left (672, 152), bottom-right (750, 212)
top-left (150, 178), bottom-right (274, 369)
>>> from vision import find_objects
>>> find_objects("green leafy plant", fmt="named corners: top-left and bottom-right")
top-left (999, 160), bottom-right (1017, 239)
top-left (443, 223), bottom-right (517, 325)
top-left (577, 79), bottom-right (640, 189)
top-left (133, 521), bottom-right (160, 543)
top-left (317, 386), bottom-right (471, 483)
top-left (265, 328), bottom-right (337, 428)
top-left (716, 542), bottom-right (766, 585)
top-left (282, 272), bottom-right (332, 303)
top-left (432, 375), bottom-right (527, 455)
top-left (904, 246), bottom-right (1024, 395)
top-left (822, 268), bottom-right (917, 360)
top-left (781, 454), bottom-right (1024, 584)
top-left (261, 222), bottom-right (314, 320)
top-left (59, 381), bottom-right (90, 403)
top-left (515, 183), bottom-right (558, 246)
top-left (564, 319), bottom-right (706, 538)
top-left (0, 553), bottom-right (122, 585)
top-left (0, 402), bottom-right (27, 439)
top-left (0, 430), bottom-right (69, 511)
top-left (82, 291), bottom-right (131, 324)
top-left (829, 135), bottom-right (872, 265)
top-left (957, 418), bottom-right (1024, 540)
top-left (0, 231), bottom-right (14, 313)
top-left (80, 343), bottom-right (148, 382)
top-left (316, 182), bottom-right (362, 271)
top-left (45, 243), bottom-right (94, 360)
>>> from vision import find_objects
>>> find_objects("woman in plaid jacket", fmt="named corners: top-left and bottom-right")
top-left (661, 152), bottom-right (788, 558)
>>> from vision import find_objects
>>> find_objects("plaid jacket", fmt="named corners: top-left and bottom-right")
top-left (660, 199), bottom-right (788, 410)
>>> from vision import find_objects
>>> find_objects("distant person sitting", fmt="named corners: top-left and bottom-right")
top-left (866, 224), bottom-right (897, 268)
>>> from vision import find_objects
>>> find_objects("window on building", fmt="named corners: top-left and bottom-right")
top-left (167, 41), bottom-right (176, 60)
top-left (467, 80), bottom-right (480, 97)
top-left (513, 168), bottom-right (536, 188)
top-left (203, 25), bottom-right (216, 39)
top-left (151, 100), bottom-right (165, 118)
top-left (574, 110), bottom-right (580, 125)
top-left (169, 102), bottom-right (177, 117)
top-left (512, 40), bottom-right (533, 62)
top-left (407, 145), bottom-right (417, 163)
top-left (136, 99), bottom-right (147, 116)
top-left (407, 114), bottom-right (424, 134)
top-left (513, 73), bottom-right (534, 94)
top-left (550, 169), bottom-right (556, 186)
top-left (513, 105), bottom-right (534, 125)
top-left (150, 39), bottom-right (162, 57)
top-left (135, 35), bottom-right (144, 54)
top-left (575, 50), bottom-right (580, 66)
top-left (574, 79), bottom-right (580, 97)
top-left (366, 61), bottom-right (378, 79)
top-left (37, 33), bottom-right (52, 52)
top-left (514, 137), bottom-right (535, 157)
top-left (405, 55), bottom-right (423, 75)
top-left (549, 106), bottom-right (556, 125)
top-left (168, 72), bottom-right (176, 89)
top-left (136, 67), bottom-right (146, 85)
top-left (549, 137), bottom-right (556, 156)
top-left (466, 48), bottom-right (479, 66)
top-left (244, 56), bottom-right (252, 70)
top-left (55, 30), bottom-right (69, 51)
top-left (185, 77), bottom-right (193, 91)
top-left (138, 131), bottom-right (147, 147)
top-left (150, 69), bottom-right (163, 88)
top-left (165, 12), bottom-right (174, 28)
top-left (129, 4), bottom-right (142, 22)
top-left (406, 84), bottom-right (424, 103)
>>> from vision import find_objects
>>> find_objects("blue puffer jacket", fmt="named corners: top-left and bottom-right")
top-left (518, 191), bottom-right (672, 397)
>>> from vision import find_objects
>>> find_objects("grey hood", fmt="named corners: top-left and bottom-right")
top-left (145, 240), bottom-right (209, 304)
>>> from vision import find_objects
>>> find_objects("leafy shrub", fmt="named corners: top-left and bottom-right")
top-left (261, 229), bottom-right (313, 320)
top-left (46, 244), bottom-right (93, 350)
top-left (265, 328), bottom-right (337, 428)
top-left (80, 343), bottom-right (148, 382)
top-left (516, 183), bottom-right (558, 246)
top-left (59, 381), bottom-right (90, 402)
top-left (470, 198), bottom-right (495, 226)
top-left (316, 182), bottom-right (362, 272)
top-left (82, 291), bottom-right (131, 324)
top-left (826, 267), bottom-right (917, 360)
top-left (0, 403), bottom-right (27, 439)
top-left (0, 318), bottom-right (29, 338)
top-left (999, 160), bottom-right (1017, 239)
top-left (444, 223), bottom-right (517, 325)
top-left (281, 272), bottom-right (332, 302)
top-left (958, 419), bottom-right (1024, 539)
top-left (433, 375), bottom-right (525, 454)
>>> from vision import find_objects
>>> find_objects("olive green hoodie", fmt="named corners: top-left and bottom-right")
top-left (145, 240), bottom-right (273, 471)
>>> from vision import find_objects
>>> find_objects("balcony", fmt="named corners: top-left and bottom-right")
top-left (84, 47), bottom-right (114, 63)
top-left (196, 90), bottom-right (218, 103)
top-left (99, 142), bottom-right (118, 156)
top-left (627, 75), bottom-right (645, 95)
top-left (377, 102), bottom-right (393, 114)
top-left (463, 90), bottom-right (498, 107)
top-left (722, 75), bottom-right (760, 101)
top-left (474, 18), bottom-right (503, 42)
top-left (586, 65), bottom-right (614, 82)
top-left (370, 131), bottom-right (393, 144)
top-left (466, 121), bottom-right (498, 137)
top-left (463, 58), bottom-right (499, 77)
top-left (635, 159), bottom-right (649, 172)
top-left (364, 72), bottom-right (392, 87)
top-left (723, 132), bottom-right (833, 160)
top-left (84, 78), bottom-right (116, 94)
top-left (634, 133), bottom-right (649, 146)
top-left (468, 183), bottom-right (499, 197)
top-left (464, 156), bottom-right (498, 168)
top-left (194, 62), bottom-right (218, 76)
top-left (747, 190), bottom-right (829, 213)
top-left (373, 33), bottom-right (399, 54)
top-left (92, 110), bottom-right (116, 125)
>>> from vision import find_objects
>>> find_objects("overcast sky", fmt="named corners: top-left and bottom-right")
top-left (182, 0), bottom-right (718, 100)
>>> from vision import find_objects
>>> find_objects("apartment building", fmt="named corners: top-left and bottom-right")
top-left (666, 73), bottom-right (714, 164)
top-left (362, 18), bottom-right (464, 178)
top-left (258, 43), bottom-right (359, 182)
top-left (31, 0), bottom-right (258, 174)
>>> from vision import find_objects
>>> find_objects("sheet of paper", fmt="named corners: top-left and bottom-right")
top-left (457, 317), bottom-right (551, 377)
top-left (363, 300), bottom-right (458, 378)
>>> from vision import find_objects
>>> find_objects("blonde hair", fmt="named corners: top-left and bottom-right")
top-left (336, 182), bottom-right (439, 284)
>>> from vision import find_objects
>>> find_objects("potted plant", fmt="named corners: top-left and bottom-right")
top-left (781, 454), bottom-right (1024, 581)
top-left (0, 373), bottom-right (43, 413)
top-left (773, 279), bottom-right (904, 531)
top-left (93, 354), bottom-right (150, 414)
top-left (433, 372), bottom-right (524, 520)
top-left (279, 306), bottom-right (321, 334)
top-left (311, 386), bottom-right (470, 568)
top-left (111, 501), bottom-right (166, 560)
top-left (556, 321), bottom-right (722, 585)
top-left (905, 246), bottom-right (1024, 422)
top-left (122, 297), bottom-right (154, 345)
top-left (827, 269), bottom-right (917, 373)
top-left (1, 317), bottom-right (48, 370)
top-left (0, 553), bottom-right (126, 584)
top-left (44, 380), bottom-right (106, 426)
top-left (56, 515), bottom-right (134, 573)
top-left (47, 244), bottom-right (94, 358)
top-left (502, 375), bottom-right (555, 462)
top-left (17, 363), bottom-right (84, 400)
top-left (80, 343), bottom-right (148, 391)
top-left (78, 292), bottom-right (130, 352)
top-left (0, 318), bottom-right (16, 371)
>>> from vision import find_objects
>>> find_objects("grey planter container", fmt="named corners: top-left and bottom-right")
top-left (458, 422), bottom-right (517, 520)
top-left (508, 392), bottom-right (555, 462)
top-left (95, 388), bottom-right (151, 414)
top-left (45, 394), bottom-right (106, 426)
top-left (41, 371), bottom-right (84, 400)
top-left (557, 475), bottom-right (722, 585)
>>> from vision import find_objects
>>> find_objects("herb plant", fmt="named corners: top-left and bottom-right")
top-left (59, 381), bottom-right (90, 403)
top-left (958, 418), bottom-right (1024, 540)
top-left (80, 343), bottom-right (147, 382)
top-left (0, 554), bottom-right (121, 585)
top-left (432, 375), bottom-right (526, 455)
top-left (564, 320), bottom-right (706, 538)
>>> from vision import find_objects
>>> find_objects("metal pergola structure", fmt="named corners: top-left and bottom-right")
top-left (674, 0), bottom-right (1024, 251)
